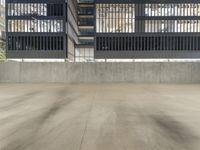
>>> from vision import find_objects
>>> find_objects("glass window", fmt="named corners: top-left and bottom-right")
top-left (144, 3), bottom-right (200, 16)
top-left (7, 3), bottom-right (63, 16)
top-left (96, 4), bottom-right (135, 33)
top-left (7, 19), bottom-right (64, 33)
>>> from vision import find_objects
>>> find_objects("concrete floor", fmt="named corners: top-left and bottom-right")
top-left (0, 84), bottom-right (200, 150)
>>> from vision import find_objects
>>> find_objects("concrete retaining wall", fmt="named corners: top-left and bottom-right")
top-left (0, 62), bottom-right (200, 83)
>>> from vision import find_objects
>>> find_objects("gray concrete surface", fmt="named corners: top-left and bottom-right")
top-left (0, 62), bottom-right (200, 83)
top-left (0, 84), bottom-right (200, 150)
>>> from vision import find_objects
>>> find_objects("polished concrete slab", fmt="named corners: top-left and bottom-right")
top-left (0, 84), bottom-right (200, 150)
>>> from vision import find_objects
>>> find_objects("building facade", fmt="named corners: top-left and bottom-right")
top-left (5, 0), bottom-right (200, 59)
top-left (75, 0), bottom-right (95, 62)
top-left (95, 0), bottom-right (200, 59)
top-left (6, 0), bottom-right (78, 59)
top-left (0, 0), bottom-right (5, 42)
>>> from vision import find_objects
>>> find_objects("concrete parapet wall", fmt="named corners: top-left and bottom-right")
top-left (0, 62), bottom-right (200, 83)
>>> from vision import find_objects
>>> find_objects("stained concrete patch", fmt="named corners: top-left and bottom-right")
top-left (150, 113), bottom-right (198, 150)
